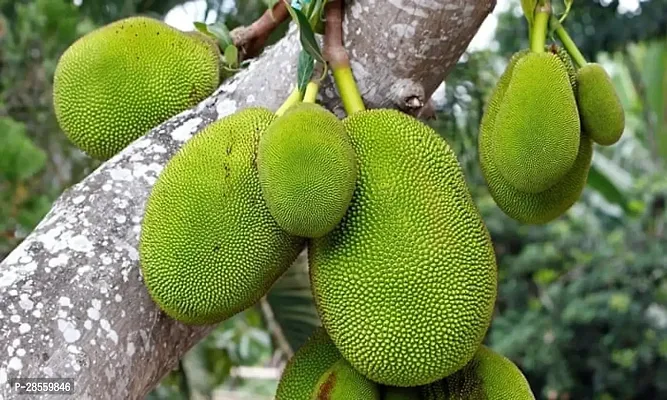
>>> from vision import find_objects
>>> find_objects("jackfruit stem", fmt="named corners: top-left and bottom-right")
top-left (551, 16), bottom-right (588, 68)
top-left (276, 87), bottom-right (303, 116)
top-left (530, 7), bottom-right (550, 53)
top-left (324, 0), bottom-right (366, 114)
top-left (303, 81), bottom-right (320, 103)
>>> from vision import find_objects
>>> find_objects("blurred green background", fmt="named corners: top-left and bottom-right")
top-left (0, 0), bottom-right (665, 399)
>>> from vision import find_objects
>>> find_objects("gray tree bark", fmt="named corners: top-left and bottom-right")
top-left (0, 1), bottom-right (495, 399)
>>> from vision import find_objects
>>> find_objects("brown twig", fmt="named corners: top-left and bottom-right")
top-left (323, 0), bottom-right (349, 69)
top-left (230, 0), bottom-right (290, 60)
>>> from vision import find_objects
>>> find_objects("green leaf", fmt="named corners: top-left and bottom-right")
top-left (521, 0), bottom-right (538, 30)
top-left (287, 5), bottom-right (326, 66)
top-left (267, 251), bottom-right (321, 352)
top-left (223, 44), bottom-right (239, 68)
top-left (297, 50), bottom-right (315, 94)
top-left (587, 164), bottom-right (633, 215)
top-left (206, 21), bottom-right (235, 50)
top-left (0, 117), bottom-right (46, 182)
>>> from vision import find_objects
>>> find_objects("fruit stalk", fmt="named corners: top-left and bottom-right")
top-left (276, 87), bottom-right (304, 116)
top-left (303, 61), bottom-right (324, 103)
top-left (551, 16), bottom-right (588, 68)
top-left (530, 2), bottom-right (551, 53)
top-left (324, 0), bottom-right (366, 114)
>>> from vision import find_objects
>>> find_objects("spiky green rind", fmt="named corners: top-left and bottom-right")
top-left (53, 16), bottom-right (220, 160)
top-left (312, 359), bottom-right (381, 400)
top-left (576, 63), bottom-right (625, 146)
top-left (479, 55), bottom-right (593, 224)
top-left (551, 45), bottom-right (578, 93)
top-left (492, 52), bottom-right (580, 193)
top-left (258, 103), bottom-right (357, 238)
top-left (276, 328), bottom-right (342, 400)
top-left (310, 109), bottom-right (498, 387)
top-left (139, 108), bottom-right (305, 325)
top-left (436, 345), bottom-right (535, 400)
top-left (382, 387), bottom-right (421, 400)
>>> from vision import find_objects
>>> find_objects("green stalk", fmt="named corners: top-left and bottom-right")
top-left (530, 6), bottom-right (551, 53)
top-left (551, 16), bottom-right (588, 68)
top-left (303, 81), bottom-right (320, 103)
top-left (275, 87), bottom-right (303, 116)
top-left (333, 66), bottom-right (365, 115)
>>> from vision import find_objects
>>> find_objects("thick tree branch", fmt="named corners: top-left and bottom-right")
top-left (0, 1), bottom-right (494, 399)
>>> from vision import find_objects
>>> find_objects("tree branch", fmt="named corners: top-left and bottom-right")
top-left (0, 1), bottom-right (495, 399)
top-left (231, 0), bottom-right (290, 60)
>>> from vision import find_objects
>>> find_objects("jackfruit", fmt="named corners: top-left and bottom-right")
top-left (53, 16), bottom-right (220, 160)
top-left (418, 345), bottom-right (535, 400)
top-left (310, 109), bottom-right (498, 387)
top-left (551, 45), bottom-right (577, 93)
top-left (491, 52), bottom-right (580, 193)
top-left (276, 328), bottom-right (341, 400)
top-left (257, 103), bottom-right (357, 238)
top-left (312, 359), bottom-right (381, 400)
top-left (576, 63), bottom-right (625, 146)
top-left (479, 53), bottom-right (593, 224)
top-left (139, 108), bottom-right (305, 325)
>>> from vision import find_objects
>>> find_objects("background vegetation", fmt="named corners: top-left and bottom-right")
top-left (1, 0), bottom-right (665, 399)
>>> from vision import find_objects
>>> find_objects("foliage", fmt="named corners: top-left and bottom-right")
top-left (1, 1), bottom-right (667, 399)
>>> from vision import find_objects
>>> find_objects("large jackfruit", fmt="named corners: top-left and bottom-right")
top-left (491, 52), bottom-right (580, 193)
top-left (479, 53), bottom-right (592, 224)
top-left (576, 63), bottom-right (625, 146)
top-left (257, 103), bottom-right (357, 238)
top-left (53, 16), bottom-right (220, 160)
top-left (276, 328), bottom-right (379, 400)
top-left (310, 109), bottom-right (498, 387)
top-left (418, 345), bottom-right (535, 400)
top-left (312, 359), bottom-right (381, 400)
top-left (139, 108), bottom-right (305, 325)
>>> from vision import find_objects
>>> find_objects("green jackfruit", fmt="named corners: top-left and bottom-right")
top-left (492, 52), bottom-right (580, 193)
top-left (276, 328), bottom-right (340, 400)
top-left (312, 359), bottom-right (381, 400)
top-left (53, 16), bottom-right (220, 160)
top-left (139, 108), bottom-right (305, 325)
top-left (382, 387), bottom-right (421, 400)
top-left (257, 103), bottom-right (357, 238)
top-left (551, 45), bottom-right (577, 93)
top-left (576, 63), bottom-right (625, 146)
top-left (419, 345), bottom-right (535, 400)
top-left (310, 109), bottom-right (498, 387)
top-left (479, 53), bottom-right (593, 224)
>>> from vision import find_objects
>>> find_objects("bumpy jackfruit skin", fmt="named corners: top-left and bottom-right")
top-left (257, 103), bottom-right (357, 238)
top-left (551, 45), bottom-right (577, 93)
top-left (491, 52), bottom-right (580, 193)
top-left (310, 109), bottom-right (498, 387)
top-left (275, 328), bottom-right (342, 400)
top-left (53, 16), bottom-right (220, 160)
top-left (139, 108), bottom-right (305, 325)
top-left (312, 359), bottom-right (381, 400)
top-left (382, 387), bottom-right (421, 400)
top-left (436, 346), bottom-right (535, 400)
top-left (576, 63), bottom-right (625, 146)
top-left (479, 54), bottom-right (593, 224)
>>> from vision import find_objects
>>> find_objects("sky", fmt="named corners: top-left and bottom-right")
top-left (164, 0), bottom-right (643, 52)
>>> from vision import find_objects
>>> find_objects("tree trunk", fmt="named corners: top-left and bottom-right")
top-left (0, 1), bottom-right (495, 399)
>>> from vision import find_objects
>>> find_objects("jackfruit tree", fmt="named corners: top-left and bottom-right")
top-left (0, 1), bottom-right (499, 398)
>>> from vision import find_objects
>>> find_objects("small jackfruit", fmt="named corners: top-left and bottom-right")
top-left (312, 359), bottom-right (381, 400)
top-left (276, 327), bottom-right (378, 399)
top-left (139, 108), bottom-right (305, 325)
top-left (479, 53), bottom-right (592, 224)
top-left (310, 109), bottom-right (498, 387)
top-left (53, 16), bottom-right (220, 160)
top-left (420, 345), bottom-right (535, 400)
top-left (576, 63), bottom-right (625, 146)
top-left (257, 103), bottom-right (357, 238)
top-left (492, 52), bottom-right (580, 193)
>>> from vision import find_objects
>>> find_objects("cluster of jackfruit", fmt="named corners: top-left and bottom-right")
top-left (137, 92), bottom-right (523, 396)
top-left (479, 46), bottom-right (625, 224)
top-left (53, 16), bottom-right (221, 160)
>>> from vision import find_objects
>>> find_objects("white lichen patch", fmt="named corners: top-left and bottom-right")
top-left (388, 0), bottom-right (428, 18)
top-left (108, 168), bottom-right (133, 182)
top-left (67, 234), bottom-right (94, 253)
top-left (18, 294), bottom-right (34, 311)
top-left (391, 23), bottom-right (416, 38)
top-left (58, 297), bottom-right (71, 307)
top-left (170, 117), bottom-right (203, 142)
top-left (72, 195), bottom-right (87, 205)
top-left (8, 356), bottom-right (23, 370)
top-left (18, 323), bottom-right (31, 334)
top-left (48, 253), bottom-right (70, 268)
top-left (216, 98), bottom-right (237, 119)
